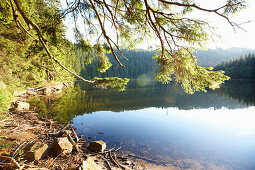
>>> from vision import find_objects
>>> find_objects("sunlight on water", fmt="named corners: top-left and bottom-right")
top-left (168, 106), bottom-right (255, 133)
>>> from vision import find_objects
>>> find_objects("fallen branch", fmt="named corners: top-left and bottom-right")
top-left (109, 150), bottom-right (127, 169)
top-left (109, 150), bottom-right (120, 168)
top-left (65, 131), bottom-right (81, 152)
top-left (0, 156), bottom-right (21, 169)
top-left (71, 126), bottom-right (79, 143)
top-left (98, 154), bottom-right (112, 170)
top-left (11, 0), bottom-right (95, 84)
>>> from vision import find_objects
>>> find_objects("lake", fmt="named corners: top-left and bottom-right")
top-left (65, 80), bottom-right (255, 169)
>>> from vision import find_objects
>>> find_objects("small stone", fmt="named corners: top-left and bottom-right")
top-left (82, 157), bottom-right (101, 170)
top-left (43, 87), bottom-right (51, 95)
top-left (24, 142), bottom-right (49, 162)
top-left (15, 101), bottom-right (30, 111)
top-left (88, 141), bottom-right (106, 152)
top-left (53, 137), bottom-right (73, 155)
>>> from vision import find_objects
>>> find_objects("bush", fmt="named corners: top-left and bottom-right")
top-left (0, 88), bottom-right (13, 114)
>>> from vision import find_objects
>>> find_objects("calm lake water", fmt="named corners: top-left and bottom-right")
top-left (71, 80), bottom-right (255, 169)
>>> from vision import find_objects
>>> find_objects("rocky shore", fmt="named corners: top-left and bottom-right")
top-left (0, 82), bottom-right (152, 170)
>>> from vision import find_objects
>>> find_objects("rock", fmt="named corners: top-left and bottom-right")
top-left (15, 101), bottom-right (30, 111)
top-left (88, 141), bottom-right (106, 152)
top-left (82, 156), bottom-right (101, 170)
top-left (43, 87), bottom-right (51, 96)
top-left (53, 137), bottom-right (73, 155)
top-left (26, 89), bottom-right (37, 96)
top-left (24, 142), bottom-right (49, 162)
top-left (43, 82), bottom-right (64, 95)
top-left (53, 84), bottom-right (64, 92)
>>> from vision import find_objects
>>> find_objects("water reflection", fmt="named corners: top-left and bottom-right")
top-left (72, 80), bottom-right (255, 169)
top-left (215, 80), bottom-right (255, 106)
top-left (30, 80), bottom-right (255, 169)
top-left (77, 80), bottom-right (252, 112)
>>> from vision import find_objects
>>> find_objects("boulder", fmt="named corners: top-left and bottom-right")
top-left (82, 157), bottom-right (101, 170)
top-left (88, 141), bottom-right (106, 152)
top-left (53, 137), bottom-right (73, 155)
top-left (24, 142), bottom-right (49, 162)
top-left (15, 101), bottom-right (30, 111)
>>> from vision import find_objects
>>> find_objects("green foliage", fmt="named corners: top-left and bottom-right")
top-left (94, 44), bottom-right (112, 73)
top-left (223, 0), bottom-right (247, 16)
top-left (92, 77), bottom-right (130, 91)
top-left (0, 0), bottom-right (75, 94)
top-left (0, 82), bottom-right (13, 113)
top-left (0, 0), bottom-right (12, 24)
top-left (28, 87), bottom-right (78, 123)
top-left (1, 0), bottom-right (248, 95)
top-left (0, 89), bottom-right (13, 113)
top-left (63, 0), bottom-right (246, 93)
top-left (154, 50), bottom-right (230, 94)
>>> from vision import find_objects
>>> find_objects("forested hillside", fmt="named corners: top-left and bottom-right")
top-left (215, 54), bottom-right (255, 79)
top-left (195, 48), bottom-right (255, 67)
top-left (77, 48), bottom-right (255, 79)
top-left (75, 48), bottom-right (156, 79)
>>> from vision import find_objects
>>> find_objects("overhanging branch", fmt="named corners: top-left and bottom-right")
top-left (11, 0), bottom-right (94, 83)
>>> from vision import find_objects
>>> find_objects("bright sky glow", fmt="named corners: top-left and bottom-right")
top-left (194, 0), bottom-right (255, 49)
top-left (63, 0), bottom-right (255, 50)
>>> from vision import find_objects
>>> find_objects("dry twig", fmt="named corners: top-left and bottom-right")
top-left (0, 156), bottom-right (21, 169)
top-left (65, 131), bottom-right (81, 152)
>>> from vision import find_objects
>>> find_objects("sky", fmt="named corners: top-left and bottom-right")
top-left (63, 0), bottom-right (255, 50)
top-left (196, 0), bottom-right (255, 50)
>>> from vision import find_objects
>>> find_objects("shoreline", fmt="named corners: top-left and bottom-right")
top-left (0, 83), bottom-right (163, 170)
